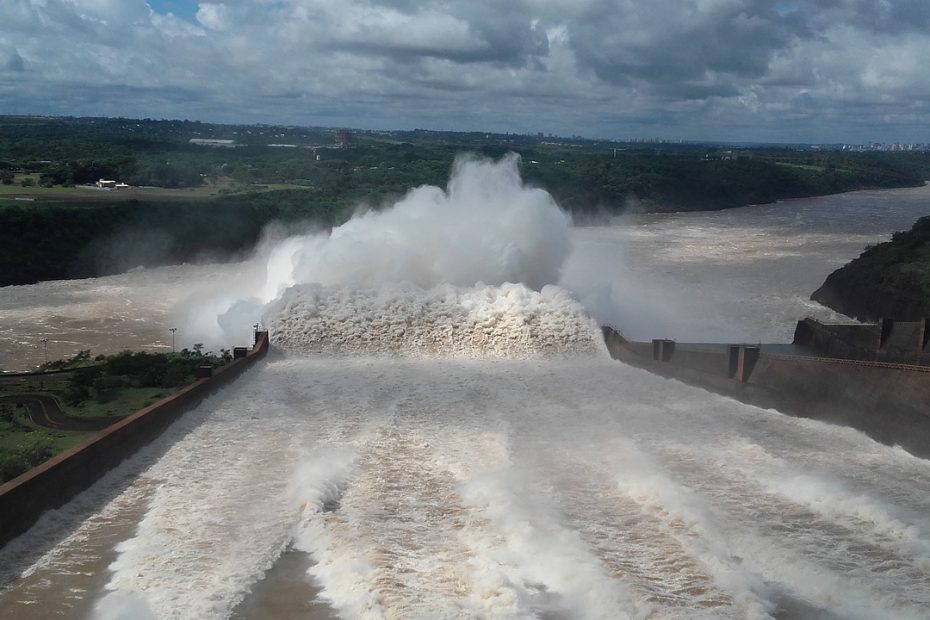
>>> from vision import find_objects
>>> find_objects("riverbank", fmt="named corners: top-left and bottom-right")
top-left (0, 332), bottom-right (268, 545)
top-left (812, 215), bottom-right (930, 321)
top-left (2, 134), bottom-right (927, 287)
top-left (0, 348), bottom-right (232, 483)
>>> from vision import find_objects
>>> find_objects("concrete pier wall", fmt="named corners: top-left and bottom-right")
top-left (795, 317), bottom-right (930, 365)
top-left (745, 355), bottom-right (930, 450)
top-left (604, 327), bottom-right (930, 458)
top-left (0, 332), bottom-right (269, 546)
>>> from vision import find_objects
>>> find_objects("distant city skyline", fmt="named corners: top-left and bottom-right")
top-left (2, 1), bottom-right (929, 144)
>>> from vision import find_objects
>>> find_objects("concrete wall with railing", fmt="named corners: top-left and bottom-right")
top-left (603, 326), bottom-right (930, 458)
top-left (0, 332), bottom-right (269, 546)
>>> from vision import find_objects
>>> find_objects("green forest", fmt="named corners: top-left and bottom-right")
top-left (1, 115), bottom-right (928, 286)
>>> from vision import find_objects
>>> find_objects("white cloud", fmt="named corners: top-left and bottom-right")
top-left (195, 3), bottom-right (230, 30)
top-left (1, 0), bottom-right (929, 141)
top-left (151, 10), bottom-right (206, 37)
top-left (65, 0), bottom-right (150, 24)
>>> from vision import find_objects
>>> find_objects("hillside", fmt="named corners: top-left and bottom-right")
top-left (812, 216), bottom-right (930, 321)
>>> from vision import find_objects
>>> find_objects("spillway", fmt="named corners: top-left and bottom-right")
top-left (3, 328), bottom-right (930, 618)
top-left (2, 170), bottom-right (930, 619)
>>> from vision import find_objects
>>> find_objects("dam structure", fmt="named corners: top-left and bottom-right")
top-left (603, 317), bottom-right (930, 458)
top-left (2, 295), bottom-right (930, 619)
top-left (3, 164), bottom-right (930, 619)
top-left (0, 332), bottom-right (270, 546)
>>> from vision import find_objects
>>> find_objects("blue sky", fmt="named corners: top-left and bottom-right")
top-left (2, 1), bottom-right (929, 143)
top-left (146, 0), bottom-right (199, 23)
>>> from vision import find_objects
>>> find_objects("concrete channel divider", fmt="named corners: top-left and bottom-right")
top-left (602, 326), bottom-right (930, 459)
top-left (0, 331), bottom-right (269, 546)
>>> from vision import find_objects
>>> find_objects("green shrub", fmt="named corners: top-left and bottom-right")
top-left (0, 436), bottom-right (55, 483)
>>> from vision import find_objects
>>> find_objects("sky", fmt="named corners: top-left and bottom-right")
top-left (1, 0), bottom-right (930, 143)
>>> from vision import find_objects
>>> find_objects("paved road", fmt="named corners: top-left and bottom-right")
top-left (0, 394), bottom-right (117, 431)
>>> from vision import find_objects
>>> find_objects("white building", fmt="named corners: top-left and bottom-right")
top-left (189, 138), bottom-right (237, 147)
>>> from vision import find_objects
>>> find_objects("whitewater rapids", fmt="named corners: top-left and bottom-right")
top-left (266, 283), bottom-right (599, 358)
top-left (4, 329), bottom-right (930, 619)
top-left (3, 157), bottom-right (930, 618)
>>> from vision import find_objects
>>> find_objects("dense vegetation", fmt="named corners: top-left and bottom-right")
top-left (0, 346), bottom-right (229, 482)
top-left (812, 216), bottom-right (930, 321)
top-left (523, 152), bottom-right (926, 214)
top-left (1, 115), bottom-right (928, 285)
top-left (0, 192), bottom-right (346, 284)
top-left (46, 346), bottom-right (230, 405)
top-left (0, 414), bottom-right (61, 484)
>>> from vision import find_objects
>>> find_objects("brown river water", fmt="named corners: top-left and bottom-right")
top-left (0, 183), bottom-right (928, 619)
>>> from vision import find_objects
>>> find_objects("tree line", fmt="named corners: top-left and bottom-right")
top-left (1, 115), bottom-right (928, 285)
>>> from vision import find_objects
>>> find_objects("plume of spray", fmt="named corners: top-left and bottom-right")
top-left (262, 152), bottom-right (571, 295)
top-left (178, 153), bottom-right (595, 355)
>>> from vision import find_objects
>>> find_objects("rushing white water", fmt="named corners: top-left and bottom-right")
top-left (6, 351), bottom-right (928, 619)
top-left (2, 184), bottom-right (929, 369)
top-left (1, 160), bottom-right (929, 619)
top-left (260, 153), bottom-right (571, 294)
top-left (266, 282), bottom-right (598, 358)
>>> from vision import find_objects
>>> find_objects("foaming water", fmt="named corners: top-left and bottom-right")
top-left (266, 282), bottom-right (599, 358)
top-left (2, 167), bottom-right (930, 619)
top-left (4, 355), bottom-right (929, 618)
top-left (262, 153), bottom-right (570, 294)
top-left (186, 153), bottom-right (575, 348)
top-left (3, 182), bottom-right (928, 369)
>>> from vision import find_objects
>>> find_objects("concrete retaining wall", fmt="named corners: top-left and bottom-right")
top-left (603, 327), bottom-right (930, 458)
top-left (0, 332), bottom-right (269, 546)
top-left (794, 317), bottom-right (930, 365)
top-left (743, 356), bottom-right (930, 451)
top-left (880, 320), bottom-right (926, 364)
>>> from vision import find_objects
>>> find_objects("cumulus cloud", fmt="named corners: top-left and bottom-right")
top-left (194, 3), bottom-right (227, 30)
top-left (0, 0), bottom-right (929, 141)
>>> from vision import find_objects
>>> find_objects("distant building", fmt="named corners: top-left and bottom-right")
top-left (96, 179), bottom-right (129, 189)
top-left (701, 150), bottom-right (738, 161)
top-left (188, 139), bottom-right (237, 147)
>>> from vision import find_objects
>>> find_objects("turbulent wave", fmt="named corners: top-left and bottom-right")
top-left (183, 153), bottom-right (581, 353)
top-left (8, 357), bottom-right (930, 619)
top-left (265, 282), bottom-right (600, 358)
top-left (240, 152), bottom-right (597, 359)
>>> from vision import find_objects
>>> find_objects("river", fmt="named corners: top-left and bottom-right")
top-left (0, 183), bottom-right (928, 619)
top-left (3, 184), bottom-right (929, 369)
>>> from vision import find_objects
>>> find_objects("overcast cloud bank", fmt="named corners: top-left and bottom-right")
top-left (2, 1), bottom-right (929, 142)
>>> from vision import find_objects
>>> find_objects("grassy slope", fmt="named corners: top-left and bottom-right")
top-left (0, 349), bottom-right (226, 483)
top-left (0, 376), bottom-right (166, 483)
top-left (0, 405), bottom-right (93, 483)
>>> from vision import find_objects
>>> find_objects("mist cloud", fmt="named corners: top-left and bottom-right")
top-left (180, 153), bottom-right (574, 345)
top-left (267, 153), bottom-right (570, 295)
